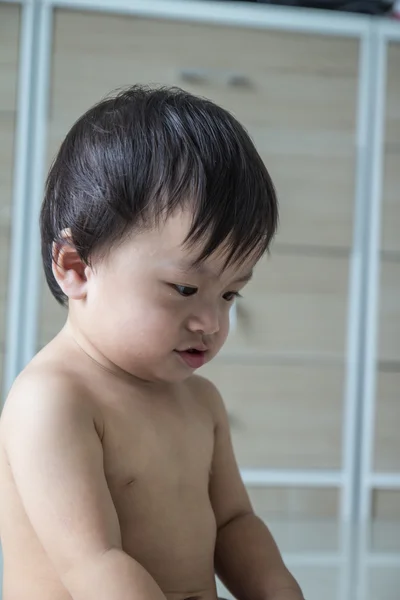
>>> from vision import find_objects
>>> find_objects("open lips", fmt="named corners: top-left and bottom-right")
top-left (174, 346), bottom-right (207, 368)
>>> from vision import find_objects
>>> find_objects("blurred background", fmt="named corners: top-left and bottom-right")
top-left (0, 1), bottom-right (399, 599)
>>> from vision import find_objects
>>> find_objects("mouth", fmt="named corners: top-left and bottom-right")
top-left (174, 347), bottom-right (207, 369)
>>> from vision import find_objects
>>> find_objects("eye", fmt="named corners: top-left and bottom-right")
top-left (223, 291), bottom-right (242, 302)
top-left (172, 284), bottom-right (198, 297)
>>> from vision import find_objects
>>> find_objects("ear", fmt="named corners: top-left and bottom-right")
top-left (52, 230), bottom-right (89, 300)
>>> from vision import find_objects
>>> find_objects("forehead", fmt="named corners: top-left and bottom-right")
top-left (159, 212), bottom-right (258, 275)
top-left (116, 209), bottom-right (259, 277)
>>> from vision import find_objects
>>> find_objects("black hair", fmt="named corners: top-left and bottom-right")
top-left (40, 85), bottom-right (278, 305)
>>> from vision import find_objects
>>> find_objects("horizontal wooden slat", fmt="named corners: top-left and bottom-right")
top-left (48, 9), bottom-right (358, 249)
top-left (201, 362), bottom-right (343, 469)
top-left (53, 10), bottom-right (360, 75)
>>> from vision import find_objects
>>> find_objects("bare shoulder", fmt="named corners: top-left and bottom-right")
top-left (0, 354), bottom-right (122, 582)
top-left (185, 374), bottom-right (227, 425)
top-left (0, 359), bottom-right (103, 449)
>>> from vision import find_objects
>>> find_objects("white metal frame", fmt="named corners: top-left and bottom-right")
top-left (2, 0), bottom-right (53, 399)
top-left (3, 0), bottom-right (37, 399)
top-left (357, 21), bottom-right (387, 529)
top-left (42, 0), bottom-right (372, 35)
top-left (2, 1), bottom-right (400, 598)
top-left (354, 21), bottom-right (400, 600)
top-left (358, 21), bottom-right (400, 497)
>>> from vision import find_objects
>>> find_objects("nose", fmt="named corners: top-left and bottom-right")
top-left (186, 303), bottom-right (220, 336)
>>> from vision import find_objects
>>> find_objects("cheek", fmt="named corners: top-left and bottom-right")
top-left (88, 277), bottom-right (181, 337)
top-left (85, 293), bottom-right (178, 365)
top-left (217, 310), bottom-right (231, 343)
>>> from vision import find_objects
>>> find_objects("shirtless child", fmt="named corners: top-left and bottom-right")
top-left (0, 86), bottom-right (304, 600)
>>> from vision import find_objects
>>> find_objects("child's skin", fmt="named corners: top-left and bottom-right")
top-left (0, 122), bottom-right (304, 600)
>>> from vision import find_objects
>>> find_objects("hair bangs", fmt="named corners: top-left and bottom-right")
top-left (179, 138), bottom-right (278, 269)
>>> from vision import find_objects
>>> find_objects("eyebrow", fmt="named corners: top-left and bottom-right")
top-left (172, 259), bottom-right (253, 285)
top-left (232, 271), bottom-right (253, 284)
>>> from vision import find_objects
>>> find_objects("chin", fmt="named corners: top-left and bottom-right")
top-left (156, 370), bottom-right (196, 384)
top-left (123, 362), bottom-right (193, 385)
top-left (123, 352), bottom-right (208, 384)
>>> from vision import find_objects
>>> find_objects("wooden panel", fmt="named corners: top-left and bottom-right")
top-left (50, 12), bottom-right (359, 124)
top-left (374, 371), bottom-right (400, 472)
top-left (378, 261), bottom-right (400, 362)
top-left (382, 43), bottom-right (400, 254)
top-left (224, 252), bottom-right (349, 356)
top-left (0, 4), bottom-right (20, 393)
top-left (48, 9), bottom-right (358, 249)
top-left (201, 362), bottom-right (343, 469)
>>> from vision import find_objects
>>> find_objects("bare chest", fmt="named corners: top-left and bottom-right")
top-left (100, 392), bottom-right (217, 586)
top-left (102, 389), bottom-right (215, 484)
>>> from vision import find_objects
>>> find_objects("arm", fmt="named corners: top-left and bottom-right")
top-left (2, 372), bottom-right (166, 600)
top-left (201, 378), bottom-right (304, 600)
